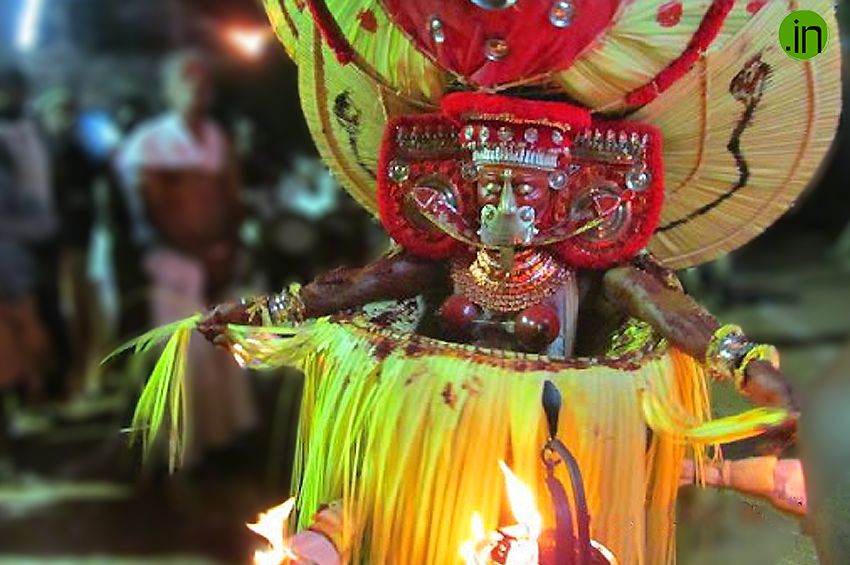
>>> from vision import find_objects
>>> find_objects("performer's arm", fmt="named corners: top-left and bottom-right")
top-left (289, 501), bottom-right (346, 565)
top-left (680, 456), bottom-right (807, 517)
top-left (602, 261), bottom-right (797, 409)
top-left (198, 249), bottom-right (447, 340)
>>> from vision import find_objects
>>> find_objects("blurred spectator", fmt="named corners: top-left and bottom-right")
top-left (107, 96), bottom-right (154, 341)
top-left (0, 65), bottom-right (55, 401)
top-left (115, 50), bottom-right (255, 467)
top-left (250, 154), bottom-right (387, 290)
top-left (229, 112), bottom-right (278, 192)
top-left (114, 95), bottom-right (152, 137)
top-left (36, 89), bottom-right (104, 397)
top-left (276, 154), bottom-right (340, 222)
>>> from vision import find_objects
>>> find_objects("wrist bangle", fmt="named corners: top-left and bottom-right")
top-left (266, 292), bottom-right (288, 325)
top-left (733, 343), bottom-right (780, 389)
top-left (705, 324), bottom-right (751, 380)
top-left (266, 283), bottom-right (307, 325)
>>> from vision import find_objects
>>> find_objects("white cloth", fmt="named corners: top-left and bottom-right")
top-left (145, 248), bottom-right (256, 458)
top-left (88, 222), bottom-right (118, 331)
top-left (114, 112), bottom-right (227, 245)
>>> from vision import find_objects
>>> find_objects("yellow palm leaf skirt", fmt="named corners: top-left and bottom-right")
top-left (218, 315), bottom-right (787, 565)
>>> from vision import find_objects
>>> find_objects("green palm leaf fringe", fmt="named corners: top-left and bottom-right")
top-left (104, 315), bottom-right (201, 470)
top-left (103, 317), bottom-right (301, 471)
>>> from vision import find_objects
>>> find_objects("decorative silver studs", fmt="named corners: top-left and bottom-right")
top-left (479, 126), bottom-right (490, 143)
top-left (573, 128), bottom-right (649, 161)
top-left (625, 169), bottom-right (652, 191)
top-left (461, 162), bottom-right (480, 181)
top-left (429, 17), bottom-right (446, 43)
top-left (481, 206), bottom-right (497, 222)
top-left (484, 38), bottom-right (510, 62)
top-left (549, 1), bottom-right (575, 28)
top-left (497, 127), bottom-right (513, 142)
top-left (519, 207), bottom-right (535, 223)
top-left (552, 130), bottom-right (564, 145)
top-left (524, 128), bottom-right (539, 143)
top-left (548, 171), bottom-right (567, 190)
top-left (469, 0), bottom-right (519, 10)
top-left (388, 160), bottom-right (410, 183)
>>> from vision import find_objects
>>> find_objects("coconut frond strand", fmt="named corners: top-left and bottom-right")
top-left (102, 316), bottom-right (200, 470)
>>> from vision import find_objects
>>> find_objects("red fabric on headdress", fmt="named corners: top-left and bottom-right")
top-left (379, 0), bottom-right (621, 88)
top-left (377, 114), bottom-right (466, 260)
top-left (626, 0), bottom-right (734, 107)
top-left (441, 92), bottom-right (592, 128)
top-left (305, 0), bottom-right (355, 64)
top-left (552, 121), bottom-right (665, 269)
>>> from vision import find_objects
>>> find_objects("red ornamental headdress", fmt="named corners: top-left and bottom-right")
top-left (267, 0), bottom-right (841, 269)
top-left (377, 93), bottom-right (664, 268)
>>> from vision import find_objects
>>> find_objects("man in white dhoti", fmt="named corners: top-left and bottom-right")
top-left (115, 50), bottom-right (256, 468)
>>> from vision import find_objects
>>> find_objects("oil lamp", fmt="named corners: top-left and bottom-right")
top-left (460, 382), bottom-right (619, 565)
top-left (248, 498), bottom-right (341, 565)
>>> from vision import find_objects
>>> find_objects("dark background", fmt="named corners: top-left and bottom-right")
top-left (3, 0), bottom-right (848, 240)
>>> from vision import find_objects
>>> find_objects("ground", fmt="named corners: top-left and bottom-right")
top-left (0, 232), bottom-right (847, 565)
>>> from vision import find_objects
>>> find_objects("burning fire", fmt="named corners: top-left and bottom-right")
top-left (460, 461), bottom-right (543, 565)
top-left (247, 497), bottom-right (296, 565)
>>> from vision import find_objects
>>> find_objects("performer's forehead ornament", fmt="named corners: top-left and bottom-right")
top-left (444, 92), bottom-right (589, 151)
top-left (378, 92), bottom-right (664, 269)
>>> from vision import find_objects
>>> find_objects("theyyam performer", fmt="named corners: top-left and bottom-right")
top-left (114, 1), bottom-right (841, 565)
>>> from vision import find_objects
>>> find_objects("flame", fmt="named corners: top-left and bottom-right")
top-left (498, 461), bottom-right (542, 538)
top-left (471, 512), bottom-right (486, 540)
top-left (460, 462), bottom-right (542, 565)
top-left (247, 497), bottom-right (296, 565)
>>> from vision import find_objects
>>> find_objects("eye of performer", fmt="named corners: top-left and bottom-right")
top-left (515, 183), bottom-right (535, 196)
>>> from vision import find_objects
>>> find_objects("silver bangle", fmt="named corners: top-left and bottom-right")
top-left (266, 293), bottom-right (290, 325)
top-left (705, 324), bottom-right (754, 381)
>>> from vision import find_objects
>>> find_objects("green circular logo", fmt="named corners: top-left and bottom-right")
top-left (779, 10), bottom-right (829, 60)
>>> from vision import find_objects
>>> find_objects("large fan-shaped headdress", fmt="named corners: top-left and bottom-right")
top-left (265, 0), bottom-right (840, 269)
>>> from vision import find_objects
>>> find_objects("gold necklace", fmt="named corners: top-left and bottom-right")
top-left (451, 249), bottom-right (572, 312)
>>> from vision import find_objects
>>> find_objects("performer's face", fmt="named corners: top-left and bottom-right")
top-left (476, 165), bottom-right (552, 246)
top-left (476, 166), bottom-right (552, 212)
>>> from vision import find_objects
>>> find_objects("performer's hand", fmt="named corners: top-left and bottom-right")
top-left (752, 415), bottom-right (798, 456)
top-left (197, 300), bottom-right (252, 350)
top-left (741, 360), bottom-right (800, 412)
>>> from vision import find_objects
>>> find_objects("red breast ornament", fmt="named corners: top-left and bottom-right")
top-left (378, 0), bottom-right (621, 88)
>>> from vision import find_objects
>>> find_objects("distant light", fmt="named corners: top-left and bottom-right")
top-left (227, 28), bottom-right (270, 59)
top-left (16, 0), bottom-right (45, 51)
